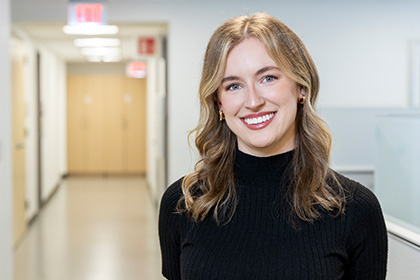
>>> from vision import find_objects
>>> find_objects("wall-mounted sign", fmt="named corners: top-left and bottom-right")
top-left (67, 2), bottom-right (108, 25)
top-left (126, 61), bottom-right (147, 79)
top-left (138, 37), bottom-right (156, 56)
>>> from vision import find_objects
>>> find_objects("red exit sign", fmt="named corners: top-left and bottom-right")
top-left (126, 61), bottom-right (147, 78)
top-left (75, 4), bottom-right (103, 24)
top-left (67, 2), bottom-right (108, 25)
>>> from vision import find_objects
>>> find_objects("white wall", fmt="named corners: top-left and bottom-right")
top-left (146, 57), bottom-right (167, 204)
top-left (39, 48), bottom-right (67, 201)
top-left (57, 54), bottom-right (67, 179)
top-left (0, 0), bottom-right (13, 278)
top-left (388, 235), bottom-right (420, 279)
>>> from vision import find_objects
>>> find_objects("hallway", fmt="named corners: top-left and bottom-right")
top-left (13, 176), bottom-right (164, 280)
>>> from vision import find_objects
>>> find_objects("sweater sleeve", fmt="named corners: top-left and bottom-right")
top-left (345, 183), bottom-right (388, 279)
top-left (158, 178), bottom-right (184, 280)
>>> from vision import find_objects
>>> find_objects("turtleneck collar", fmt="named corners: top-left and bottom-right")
top-left (234, 148), bottom-right (294, 186)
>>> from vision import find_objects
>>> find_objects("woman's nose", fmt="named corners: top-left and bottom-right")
top-left (244, 85), bottom-right (265, 109)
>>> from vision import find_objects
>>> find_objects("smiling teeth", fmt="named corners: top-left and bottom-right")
top-left (244, 113), bottom-right (275, 125)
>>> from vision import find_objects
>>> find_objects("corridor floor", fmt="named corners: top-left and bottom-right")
top-left (14, 176), bottom-right (164, 280)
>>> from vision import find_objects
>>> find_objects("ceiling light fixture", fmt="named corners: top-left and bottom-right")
top-left (63, 24), bottom-right (119, 35)
top-left (85, 56), bottom-right (102, 63)
top-left (102, 56), bottom-right (122, 63)
top-left (74, 38), bottom-right (121, 48)
top-left (80, 47), bottom-right (121, 56)
top-left (84, 55), bottom-right (122, 63)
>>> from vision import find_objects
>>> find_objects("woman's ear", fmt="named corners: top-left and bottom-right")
top-left (217, 101), bottom-right (223, 110)
top-left (297, 87), bottom-right (307, 105)
top-left (298, 87), bottom-right (307, 99)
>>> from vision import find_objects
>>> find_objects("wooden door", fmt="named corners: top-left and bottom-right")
top-left (11, 37), bottom-right (27, 244)
top-left (67, 74), bottom-right (147, 174)
top-left (104, 76), bottom-right (124, 173)
top-left (84, 76), bottom-right (106, 173)
top-left (123, 77), bottom-right (147, 173)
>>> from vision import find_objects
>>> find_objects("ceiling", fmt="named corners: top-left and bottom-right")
top-left (13, 22), bottom-right (167, 63)
top-left (12, 0), bottom-right (417, 63)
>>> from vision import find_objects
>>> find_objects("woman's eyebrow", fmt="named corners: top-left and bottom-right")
top-left (221, 75), bottom-right (240, 84)
top-left (221, 66), bottom-right (280, 84)
top-left (255, 66), bottom-right (281, 76)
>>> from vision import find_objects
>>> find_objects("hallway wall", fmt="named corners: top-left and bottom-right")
top-left (1, 1), bottom-right (13, 279)
top-left (40, 49), bottom-right (67, 201)
top-left (11, 26), bottom-right (67, 220)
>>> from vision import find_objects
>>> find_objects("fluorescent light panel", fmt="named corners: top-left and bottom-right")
top-left (85, 55), bottom-right (122, 63)
top-left (74, 38), bottom-right (120, 48)
top-left (102, 56), bottom-right (122, 62)
top-left (63, 24), bottom-right (119, 35)
top-left (85, 56), bottom-right (102, 62)
top-left (80, 47), bottom-right (121, 56)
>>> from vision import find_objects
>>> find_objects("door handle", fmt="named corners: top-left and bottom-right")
top-left (15, 142), bottom-right (25, 149)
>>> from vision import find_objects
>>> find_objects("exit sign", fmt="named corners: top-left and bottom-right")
top-left (126, 61), bottom-right (147, 79)
top-left (67, 2), bottom-right (108, 25)
top-left (75, 4), bottom-right (103, 23)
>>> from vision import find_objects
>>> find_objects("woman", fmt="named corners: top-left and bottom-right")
top-left (159, 13), bottom-right (387, 280)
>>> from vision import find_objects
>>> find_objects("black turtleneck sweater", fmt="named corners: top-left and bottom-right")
top-left (158, 150), bottom-right (388, 280)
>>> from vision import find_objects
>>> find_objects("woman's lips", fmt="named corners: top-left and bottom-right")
top-left (241, 111), bottom-right (276, 130)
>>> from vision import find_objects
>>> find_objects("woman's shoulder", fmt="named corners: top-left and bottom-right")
top-left (160, 177), bottom-right (184, 213)
top-left (333, 172), bottom-right (385, 225)
top-left (333, 172), bottom-right (388, 271)
top-left (333, 172), bottom-right (379, 206)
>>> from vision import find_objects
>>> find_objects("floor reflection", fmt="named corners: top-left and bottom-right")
top-left (14, 176), bottom-right (163, 280)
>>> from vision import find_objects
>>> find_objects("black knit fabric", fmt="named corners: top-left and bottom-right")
top-left (158, 150), bottom-right (388, 280)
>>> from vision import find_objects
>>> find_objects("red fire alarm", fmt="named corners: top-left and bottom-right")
top-left (138, 37), bottom-right (156, 56)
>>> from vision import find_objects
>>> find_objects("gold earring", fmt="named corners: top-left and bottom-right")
top-left (298, 95), bottom-right (306, 105)
top-left (219, 109), bottom-right (225, 121)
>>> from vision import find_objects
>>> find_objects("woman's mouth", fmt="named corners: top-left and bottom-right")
top-left (241, 112), bottom-right (276, 130)
top-left (243, 112), bottom-right (275, 125)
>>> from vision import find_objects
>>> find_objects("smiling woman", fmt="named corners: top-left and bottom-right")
top-left (217, 37), bottom-right (301, 156)
top-left (159, 13), bottom-right (388, 280)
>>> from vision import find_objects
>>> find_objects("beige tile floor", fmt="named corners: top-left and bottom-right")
top-left (14, 176), bottom-right (165, 280)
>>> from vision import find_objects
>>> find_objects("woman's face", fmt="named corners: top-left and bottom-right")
top-left (217, 37), bottom-right (303, 157)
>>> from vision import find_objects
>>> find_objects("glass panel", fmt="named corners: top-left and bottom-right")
top-left (375, 114), bottom-right (420, 236)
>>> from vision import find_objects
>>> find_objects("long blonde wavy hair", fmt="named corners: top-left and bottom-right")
top-left (178, 13), bottom-right (345, 224)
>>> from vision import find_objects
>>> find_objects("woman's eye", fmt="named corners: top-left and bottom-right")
top-left (262, 76), bottom-right (276, 83)
top-left (226, 84), bottom-right (242, 91)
